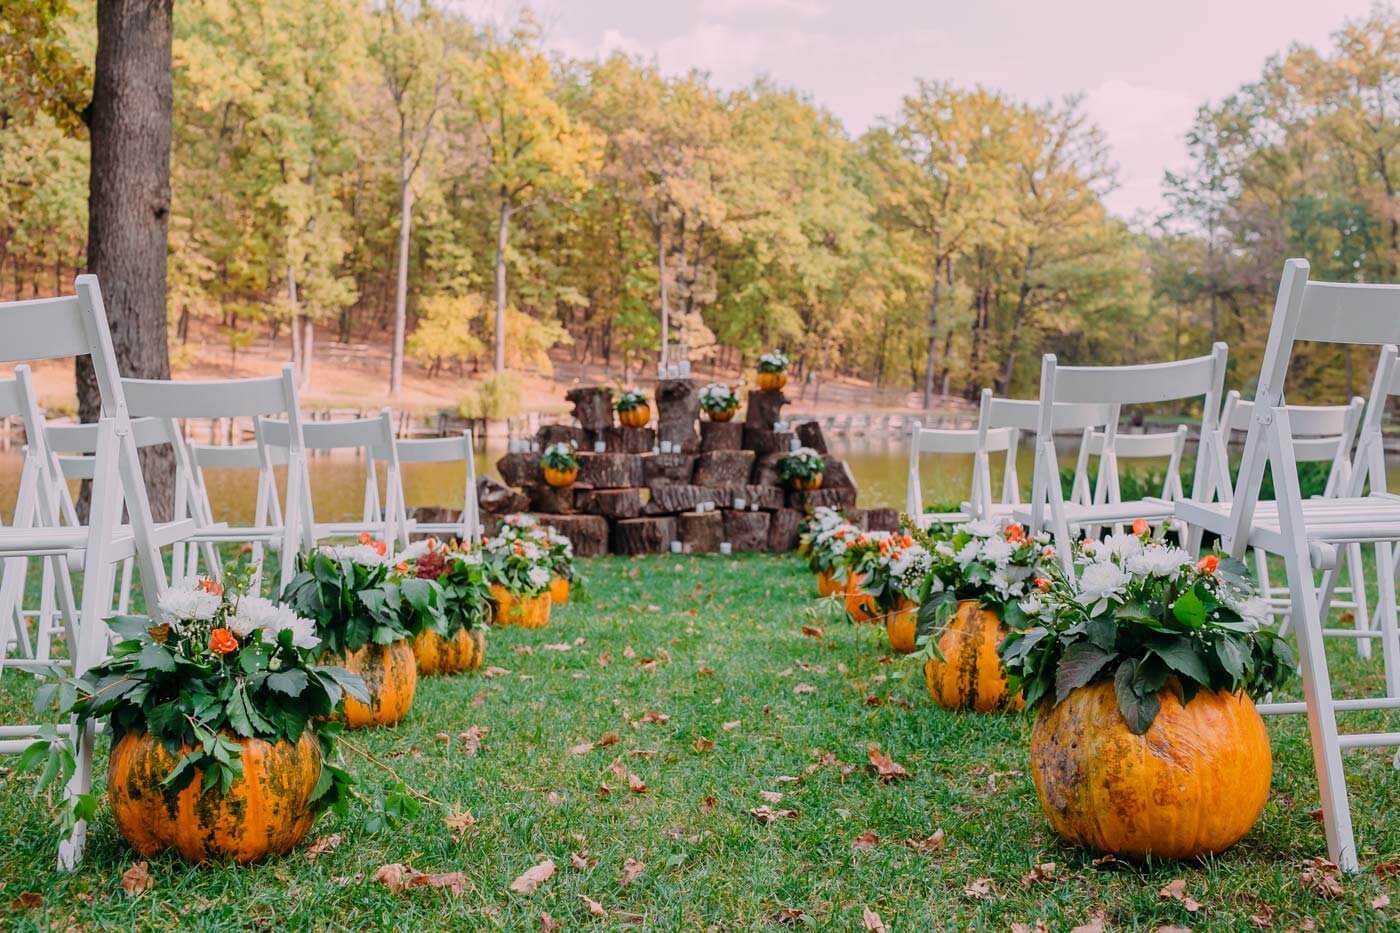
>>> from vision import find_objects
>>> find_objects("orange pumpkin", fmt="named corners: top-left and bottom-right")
top-left (922, 600), bottom-right (1022, 711)
top-left (1030, 681), bottom-right (1271, 859)
top-left (791, 474), bottom-right (823, 492)
top-left (108, 729), bottom-right (321, 863)
top-left (884, 599), bottom-right (919, 654)
top-left (543, 466), bottom-right (577, 488)
top-left (815, 568), bottom-right (842, 598)
top-left (413, 625), bottom-right (487, 675)
top-left (490, 583), bottom-right (552, 628)
top-left (619, 404), bottom-right (651, 428)
top-left (549, 576), bottom-right (571, 605)
top-left (756, 371), bottom-right (787, 391)
top-left (844, 572), bottom-right (878, 624)
top-left (707, 407), bottom-right (737, 422)
top-left (333, 640), bottom-right (417, 727)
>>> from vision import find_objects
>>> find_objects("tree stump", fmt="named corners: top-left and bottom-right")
top-left (693, 450), bottom-right (755, 486)
top-left (795, 420), bottom-right (828, 454)
top-left (565, 387), bottom-right (615, 433)
top-left (864, 507), bottom-right (900, 532)
top-left (716, 484), bottom-right (785, 510)
top-left (700, 420), bottom-right (744, 452)
top-left (751, 452), bottom-right (785, 487)
top-left (496, 452), bottom-right (541, 488)
top-left (612, 516), bottom-right (675, 555)
top-left (536, 424), bottom-right (588, 449)
top-left (603, 426), bottom-right (655, 454)
top-left (575, 487), bottom-right (642, 519)
top-left (722, 509), bottom-right (770, 552)
top-left (538, 514), bottom-right (610, 557)
top-left (822, 459), bottom-right (858, 490)
top-left (477, 477), bottom-right (529, 515)
top-left (524, 482), bottom-right (583, 515)
top-left (767, 508), bottom-right (802, 552)
top-left (646, 484), bottom-right (721, 513)
top-left (642, 453), bottom-right (696, 486)
top-left (787, 487), bottom-right (857, 510)
top-left (744, 388), bottom-right (787, 429)
top-left (655, 379), bottom-right (700, 453)
top-left (678, 511), bottom-right (724, 553)
top-left (577, 452), bottom-right (643, 489)
top-left (742, 427), bottom-right (795, 457)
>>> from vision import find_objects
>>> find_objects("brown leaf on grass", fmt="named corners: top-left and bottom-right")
top-left (696, 664), bottom-right (716, 676)
top-left (459, 725), bottom-right (488, 755)
top-left (1300, 857), bottom-right (1344, 898)
top-left (1158, 879), bottom-right (1201, 912)
top-left (627, 748), bottom-right (657, 758)
top-left (306, 833), bottom-right (343, 861)
top-left (568, 740), bottom-right (594, 756)
top-left (1375, 861), bottom-right (1400, 878)
top-left (597, 782), bottom-right (612, 798)
top-left (540, 912), bottom-right (560, 931)
top-left (692, 736), bottom-right (715, 752)
top-left (862, 907), bottom-right (887, 931)
top-left (864, 694), bottom-right (884, 707)
top-left (597, 731), bottom-right (620, 747)
top-left (627, 772), bottom-right (648, 793)
top-left (120, 861), bottom-right (154, 896)
top-left (470, 691), bottom-right (486, 707)
top-left (10, 892), bottom-right (43, 910)
top-left (1372, 894), bottom-right (1391, 910)
top-left (1247, 905), bottom-right (1274, 928)
top-left (596, 652), bottom-right (612, 667)
top-left (640, 710), bottom-right (670, 724)
top-left (372, 863), bottom-right (467, 896)
top-left (434, 731), bottom-right (452, 743)
top-left (800, 625), bottom-right (823, 639)
top-left (852, 830), bottom-right (880, 850)
top-left (700, 795), bottom-right (717, 813)
top-left (623, 646), bottom-right (636, 658)
top-left (541, 642), bottom-right (572, 652)
top-left (793, 683), bottom-right (817, 696)
top-left (750, 805), bottom-right (798, 824)
top-left (444, 811), bottom-right (477, 837)
top-left (1090, 854), bottom-right (1118, 869)
top-left (481, 666), bottom-right (510, 678)
top-left (767, 907), bottom-right (808, 924)
top-left (722, 720), bottom-right (741, 731)
top-left (906, 828), bottom-right (945, 853)
top-left (1070, 914), bottom-right (1106, 933)
top-left (963, 877), bottom-right (993, 899)
top-left (1021, 862), bottom-right (1059, 887)
top-left (638, 658), bottom-right (659, 671)
top-left (1156, 927), bottom-right (1193, 933)
top-left (775, 774), bottom-right (802, 784)
top-left (759, 790), bottom-right (785, 803)
top-left (514, 645), bottom-right (534, 656)
top-left (580, 894), bottom-right (607, 918)
top-left (866, 744), bottom-right (909, 782)
top-left (620, 858), bottom-right (645, 887)
top-left (570, 851), bottom-right (592, 870)
top-left (509, 859), bottom-right (556, 895)
top-left (1011, 922), bottom-right (1049, 933)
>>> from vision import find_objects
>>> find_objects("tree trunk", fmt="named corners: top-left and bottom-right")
top-left (657, 216), bottom-right (669, 370)
top-left (301, 318), bottom-right (314, 392)
top-left (997, 246), bottom-right (1036, 396)
top-left (921, 254), bottom-right (942, 410)
top-left (288, 262), bottom-right (302, 375)
top-left (79, 0), bottom-right (175, 521)
top-left (494, 195), bottom-right (509, 371)
top-left (389, 164), bottom-right (412, 397)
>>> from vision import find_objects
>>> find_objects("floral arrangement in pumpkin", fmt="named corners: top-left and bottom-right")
top-left (835, 529), bottom-right (891, 586)
top-left (859, 532), bottom-right (934, 611)
top-left (778, 447), bottom-right (825, 488)
top-left (482, 522), bottom-right (555, 597)
top-left (614, 387), bottom-right (648, 414)
top-left (797, 507), bottom-right (858, 575)
top-left (910, 518), bottom-right (1056, 659)
top-left (698, 383), bottom-right (739, 416)
top-left (544, 527), bottom-right (578, 583)
top-left (757, 350), bottom-right (790, 373)
top-left (539, 441), bottom-right (579, 473)
top-left (397, 537), bottom-right (491, 635)
top-left (25, 565), bottom-right (364, 827)
top-left (999, 520), bottom-right (1295, 733)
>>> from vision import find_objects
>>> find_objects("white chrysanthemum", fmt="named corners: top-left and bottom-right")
top-left (1126, 545), bottom-right (1192, 578)
top-left (505, 513), bottom-right (538, 528)
top-left (955, 540), bottom-right (981, 567)
top-left (526, 566), bottom-right (552, 589)
top-left (980, 537), bottom-right (1014, 565)
top-left (965, 519), bottom-right (998, 538)
top-left (1099, 531), bottom-right (1144, 563)
top-left (226, 595), bottom-right (275, 637)
top-left (398, 540), bottom-right (433, 562)
top-left (1077, 561), bottom-right (1131, 606)
top-left (320, 543), bottom-right (388, 565)
top-left (158, 582), bottom-right (221, 623)
top-left (1018, 594), bottom-right (1047, 618)
top-left (990, 567), bottom-right (1014, 597)
top-left (1223, 591), bottom-right (1270, 626)
top-left (260, 606), bottom-right (320, 650)
top-left (934, 541), bottom-right (955, 558)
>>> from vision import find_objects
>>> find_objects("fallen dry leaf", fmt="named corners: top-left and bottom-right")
top-left (866, 744), bottom-right (910, 782)
top-left (750, 805), bottom-right (798, 824)
top-left (306, 833), bottom-right (343, 861)
top-left (1022, 862), bottom-right (1059, 887)
top-left (120, 861), bottom-right (154, 896)
top-left (793, 683), bottom-right (817, 696)
top-left (620, 858), bottom-right (645, 887)
top-left (434, 731), bottom-right (451, 743)
top-left (596, 652), bottom-right (612, 667)
top-left (1158, 878), bottom-right (1201, 912)
top-left (627, 772), bottom-right (648, 793)
top-left (1071, 914), bottom-right (1107, 933)
top-left (444, 811), bottom-right (477, 837)
top-left (800, 625), bottom-right (823, 639)
top-left (1373, 894), bottom-right (1391, 910)
top-left (768, 907), bottom-right (808, 924)
top-left (509, 859), bottom-right (557, 896)
top-left (1375, 861), bottom-right (1400, 878)
top-left (540, 912), bottom-right (560, 931)
top-left (514, 645), bottom-right (534, 656)
top-left (570, 851), bottom-right (592, 870)
top-left (864, 694), bottom-right (884, 707)
top-left (627, 748), bottom-right (657, 758)
top-left (1090, 854), bottom-right (1118, 869)
top-left (459, 725), bottom-right (488, 755)
top-left (597, 731), bottom-right (620, 747)
top-left (862, 906), bottom-right (887, 931)
top-left (1011, 922), bottom-right (1049, 933)
top-left (759, 790), bottom-right (785, 803)
top-left (700, 795), bottom-right (717, 813)
top-left (597, 782), bottom-right (612, 798)
top-left (623, 645), bottom-right (637, 658)
top-left (638, 658), bottom-right (659, 670)
top-left (640, 710), bottom-right (670, 724)
top-left (481, 666), bottom-right (510, 678)
top-left (470, 691), bottom-right (486, 707)
top-left (541, 642), bottom-right (572, 652)
top-left (697, 664), bottom-right (715, 676)
top-left (372, 863), bottom-right (467, 896)
top-left (907, 828), bottom-right (946, 853)
top-left (722, 720), bottom-right (741, 731)
top-left (692, 736), bottom-right (715, 752)
top-left (1300, 857), bottom-right (1344, 899)
top-left (580, 894), bottom-right (607, 918)
top-left (9, 892), bottom-right (43, 910)
top-left (568, 740), bottom-right (594, 756)
top-left (852, 830), bottom-right (880, 850)
top-left (963, 877), bottom-right (993, 900)
top-left (775, 774), bottom-right (802, 784)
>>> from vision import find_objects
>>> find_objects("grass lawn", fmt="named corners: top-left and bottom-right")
top-left (3, 553), bottom-right (1400, 929)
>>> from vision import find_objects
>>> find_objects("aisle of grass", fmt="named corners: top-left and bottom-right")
top-left (2, 553), bottom-right (1400, 929)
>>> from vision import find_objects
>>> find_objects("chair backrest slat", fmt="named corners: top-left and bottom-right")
top-left (122, 375), bottom-right (294, 419)
top-left (1048, 353), bottom-right (1224, 406)
top-left (0, 295), bottom-right (92, 363)
top-left (395, 434), bottom-right (471, 464)
top-left (1296, 281), bottom-right (1400, 345)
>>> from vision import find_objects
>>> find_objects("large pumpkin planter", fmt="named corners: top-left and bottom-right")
top-left (549, 576), bottom-right (571, 605)
top-left (791, 475), bottom-right (823, 492)
top-left (843, 572), bottom-right (878, 623)
top-left (618, 404), bottom-right (651, 428)
top-left (108, 729), bottom-right (321, 863)
top-left (1030, 681), bottom-right (1271, 860)
top-left (756, 371), bottom-right (787, 391)
top-left (333, 640), bottom-right (417, 727)
top-left (543, 466), bottom-right (577, 488)
top-left (884, 599), bottom-right (919, 654)
top-left (490, 584), bottom-right (552, 628)
top-left (707, 407), bottom-right (737, 422)
top-left (816, 569), bottom-right (842, 598)
top-left (922, 600), bottom-right (1022, 711)
top-left (413, 625), bottom-right (487, 675)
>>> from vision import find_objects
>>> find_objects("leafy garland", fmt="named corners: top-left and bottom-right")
top-left (998, 523), bottom-right (1296, 733)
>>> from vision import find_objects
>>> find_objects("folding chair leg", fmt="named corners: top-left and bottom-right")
top-left (1346, 543), bottom-right (1372, 660)
top-left (1373, 541), bottom-right (1400, 700)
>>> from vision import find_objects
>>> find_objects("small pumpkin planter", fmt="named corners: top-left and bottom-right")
top-left (540, 442), bottom-right (580, 488)
top-left (413, 625), bottom-right (486, 675)
top-left (884, 598), bottom-right (919, 654)
top-left (1030, 681), bottom-right (1270, 860)
top-left (333, 640), bottom-right (418, 727)
top-left (699, 383), bottom-right (740, 422)
top-left (109, 729), bottom-right (322, 863)
top-left (756, 370), bottom-right (786, 391)
top-left (615, 388), bottom-right (651, 428)
top-left (780, 447), bottom-right (825, 493)
top-left (792, 474), bottom-right (823, 491)
top-left (799, 508), bottom-right (857, 598)
top-left (816, 568), bottom-right (842, 598)
top-left (844, 573), bottom-right (879, 623)
top-left (756, 350), bottom-right (789, 391)
top-left (549, 575), bottom-right (570, 605)
top-left (490, 583), bottom-right (552, 628)
top-left (543, 466), bottom-right (577, 488)
top-left (922, 600), bottom-right (1021, 711)
top-left (482, 517), bottom-right (560, 628)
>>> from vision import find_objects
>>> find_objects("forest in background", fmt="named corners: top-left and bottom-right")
top-left (4, 2), bottom-right (1400, 411)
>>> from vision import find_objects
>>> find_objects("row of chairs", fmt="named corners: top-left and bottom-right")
top-left (0, 276), bottom-right (481, 867)
top-left (907, 259), bottom-right (1400, 872)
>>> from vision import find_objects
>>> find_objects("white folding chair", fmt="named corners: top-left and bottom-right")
top-left (186, 440), bottom-right (289, 590)
top-left (389, 429), bottom-right (482, 544)
top-left (1075, 425), bottom-right (1189, 538)
top-left (0, 275), bottom-right (196, 868)
top-left (1175, 259), bottom-right (1400, 871)
top-left (1025, 343), bottom-right (1229, 573)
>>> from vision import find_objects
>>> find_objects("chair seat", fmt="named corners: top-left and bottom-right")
top-left (186, 523), bottom-right (283, 544)
top-left (1176, 496), bottom-right (1400, 567)
top-left (0, 519), bottom-right (196, 563)
top-left (910, 510), bottom-right (971, 528)
top-left (1011, 497), bottom-right (1174, 526)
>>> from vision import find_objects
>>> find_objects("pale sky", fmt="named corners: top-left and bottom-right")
top-left (465, 0), bottom-right (1380, 220)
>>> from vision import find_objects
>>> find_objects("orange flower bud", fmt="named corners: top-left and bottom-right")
top-left (1197, 554), bottom-right (1219, 574)
top-left (1132, 517), bottom-right (1149, 536)
top-left (396, 561), bottom-right (410, 573)
top-left (373, 540), bottom-right (387, 556)
top-left (198, 577), bottom-right (224, 596)
top-left (209, 628), bottom-right (238, 655)
top-left (426, 536), bottom-right (439, 550)
top-left (1005, 523), bottom-right (1025, 542)
top-left (1034, 577), bottom-right (1050, 592)
top-left (358, 531), bottom-right (373, 544)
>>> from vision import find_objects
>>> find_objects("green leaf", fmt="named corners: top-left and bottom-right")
top-left (1053, 642), bottom-right (1118, 704)
top-left (1148, 636), bottom-right (1210, 685)
top-left (265, 669), bottom-right (309, 697)
top-left (1214, 635), bottom-right (1248, 682)
top-left (137, 642), bottom-right (178, 673)
top-left (1114, 660), bottom-right (1160, 735)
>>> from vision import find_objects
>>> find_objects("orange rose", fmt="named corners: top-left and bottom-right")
top-left (1034, 577), bottom-right (1050, 592)
top-left (1005, 523), bottom-right (1025, 542)
top-left (372, 540), bottom-right (387, 556)
top-left (1131, 517), bottom-right (1149, 536)
top-left (396, 561), bottom-right (410, 573)
top-left (425, 536), bottom-right (439, 551)
top-left (358, 531), bottom-right (373, 544)
top-left (209, 628), bottom-right (238, 655)
top-left (1197, 554), bottom-right (1220, 574)
top-left (198, 577), bottom-right (223, 596)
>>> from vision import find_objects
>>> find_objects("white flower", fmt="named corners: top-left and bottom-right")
top-left (1018, 594), bottom-right (1046, 618)
top-left (398, 540), bottom-right (433, 562)
top-left (1099, 531), bottom-right (1144, 563)
top-left (1077, 561), bottom-right (1131, 607)
top-left (320, 543), bottom-right (389, 566)
top-left (1224, 592), bottom-right (1271, 626)
top-left (934, 541), bottom-right (955, 558)
top-left (980, 537), bottom-right (1014, 565)
top-left (226, 595), bottom-right (274, 637)
top-left (527, 566), bottom-right (552, 589)
top-left (261, 608), bottom-right (320, 650)
top-left (965, 519), bottom-right (998, 538)
top-left (505, 513), bottom-right (538, 528)
top-left (955, 540), bottom-right (981, 567)
top-left (158, 582), bottom-right (220, 623)
top-left (1126, 545), bottom-right (1192, 578)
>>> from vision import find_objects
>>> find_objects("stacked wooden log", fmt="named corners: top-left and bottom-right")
top-left (482, 380), bottom-right (891, 556)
